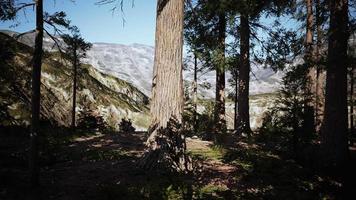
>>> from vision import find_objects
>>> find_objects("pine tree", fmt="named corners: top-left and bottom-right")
top-left (215, 11), bottom-right (227, 135)
top-left (0, 1), bottom-right (72, 186)
top-left (303, 0), bottom-right (317, 135)
top-left (0, 0), bottom-right (16, 20)
top-left (62, 27), bottom-right (92, 131)
top-left (234, 0), bottom-right (276, 134)
top-left (321, 0), bottom-right (350, 168)
top-left (185, 0), bottom-right (229, 135)
top-left (29, 0), bottom-right (44, 187)
top-left (192, 53), bottom-right (198, 133)
top-left (237, 12), bottom-right (252, 134)
top-left (314, 0), bottom-right (327, 132)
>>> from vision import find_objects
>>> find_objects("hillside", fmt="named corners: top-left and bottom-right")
top-left (0, 32), bottom-right (150, 130)
top-left (0, 30), bottom-right (281, 130)
top-left (1, 30), bottom-right (283, 98)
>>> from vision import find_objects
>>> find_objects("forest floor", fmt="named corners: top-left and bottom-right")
top-left (0, 127), bottom-right (355, 200)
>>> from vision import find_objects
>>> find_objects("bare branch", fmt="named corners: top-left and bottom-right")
top-left (15, 29), bottom-right (36, 39)
top-left (44, 28), bottom-right (65, 58)
top-left (15, 3), bottom-right (35, 13)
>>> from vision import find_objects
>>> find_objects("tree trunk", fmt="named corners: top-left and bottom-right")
top-left (193, 53), bottom-right (198, 134)
top-left (140, 0), bottom-right (186, 171)
top-left (71, 44), bottom-right (78, 130)
top-left (321, 0), bottom-right (349, 168)
top-left (214, 12), bottom-right (226, 134)
top-left (29, 0), bottom-right (43, 187)
top-left (237, 14), bottom-right (252, 134)
top-left (315, 0), bottom-right (325, 133)
top-left (234, 72), bottom-right (238, 131)
top-left (350, 63), bottom-right (354, 137)
top-left (304, 0), bottom-right (316, 135)
top-left (147, 0), bottom-right (184, 143)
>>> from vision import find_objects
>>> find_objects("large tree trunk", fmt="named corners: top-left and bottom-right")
top-left (321, 0), bottom-right (349, 168)
top-left (29, 0), bottom-right (43, 187)
top-left (237, 14), bottom-right (252, 134)
top-left (141, 0), bottom-right (186, 171)
top-left (71, 44), bottom-right (78, 130)
top-left (214, 12), bottom-right (226, 134)
top-left (315, 0), bottom-right (325, 133)
top-left (147, 0), bottom-right (184, 143)
top-left (304, 0), bottom-right (316, 135)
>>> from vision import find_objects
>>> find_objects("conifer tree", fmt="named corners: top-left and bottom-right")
top-left (234, 0), bottom-right (291, 134)
top-left (0, 0), bottom-right (72, 186)
top-left (185, 0), bottom-right (229, 135)
top-left (321, 0), bottom-right (350, 168)
top-left (139, 0), bottom-right (187, 171)
top-left (62, 27), bottom-right (92, 130)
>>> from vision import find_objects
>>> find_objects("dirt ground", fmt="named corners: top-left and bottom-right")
top-left (0, 128), bottom-right (355, 200)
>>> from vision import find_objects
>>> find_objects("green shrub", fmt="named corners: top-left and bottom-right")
top-left (119, 118), bottom-right (136, 133)
top-left (77, 109), bottom-right (107, 133)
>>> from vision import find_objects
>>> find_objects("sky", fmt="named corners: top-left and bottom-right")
top-left (0, 0), bottom-right (157, 46)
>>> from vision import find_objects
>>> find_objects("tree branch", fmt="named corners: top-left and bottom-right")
top-left (15, 3), bottom-right (35, 13)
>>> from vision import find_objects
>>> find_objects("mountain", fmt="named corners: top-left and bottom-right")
top-left (85, 43), bottom-right (283, 98)
top-left (1, 30), bottom-right (282, 98)
top-left (85, 43), bottom-right (155, 96)
top-left (0, 30), bottom-right (283, 130)
top-left (0, 32), bottom-right (150, 130)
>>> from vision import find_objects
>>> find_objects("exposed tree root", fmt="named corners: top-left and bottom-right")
top-left (138, 118), bottom-right (192, 173)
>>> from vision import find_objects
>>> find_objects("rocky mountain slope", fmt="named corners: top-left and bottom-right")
top-left (85, 42), bottom-right (283, 98)
top-left (0, 32), bottom-right (150, 130)
top-left (1, 30), bottom-right (283, 97)
top-left (1, 30), bottom-right (283, 130)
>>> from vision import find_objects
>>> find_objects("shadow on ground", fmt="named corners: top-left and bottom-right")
top-left (0, 125), bottom-right (352, 199)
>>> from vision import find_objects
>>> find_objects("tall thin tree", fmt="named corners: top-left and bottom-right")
top-left (193, 52), bottom-right (198, 133)
top-left (303, 0), bottom-right (316, 134)
top-left (237, 13), bottom-right (252, 134)
top-left (62, 28), bottom-right (92, 130)
top-left (215, 12), bottom-right (227, 135)
top-left (0, 0), bottom-right (71, 187)
top-left (314, 0), bottom-right (326, 132)
top-left (29, 0), bottom-right (44, 187)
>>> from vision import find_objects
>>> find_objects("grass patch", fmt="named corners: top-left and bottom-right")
top-left (196, 184), bottom-right (228, 200)
top-left (189, 145), bottom-right (226, 161)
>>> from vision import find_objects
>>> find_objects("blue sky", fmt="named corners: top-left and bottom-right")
top-left (0, 0), bottom-right (157, 46)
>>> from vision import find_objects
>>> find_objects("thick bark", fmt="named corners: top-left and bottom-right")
top-left (145, 0), bottom-right (184, 150)
top-left (29, 0), bottom-right (43, 187)
top-left (214, 12), bottom-right (226, 134)
top-left (237, 14), bottom-right (252, 134)
top-left (321, 0), bottom-right (349, 168)
top-left (304, 0), bottom-right (316, 134)
top-left (140, 0), bottom-right (187, 172)
top-left (71, 44), bottom-right (78, 130)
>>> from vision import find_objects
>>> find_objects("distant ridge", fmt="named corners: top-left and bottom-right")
top-left (1, 29), bottom-right (283, 98)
